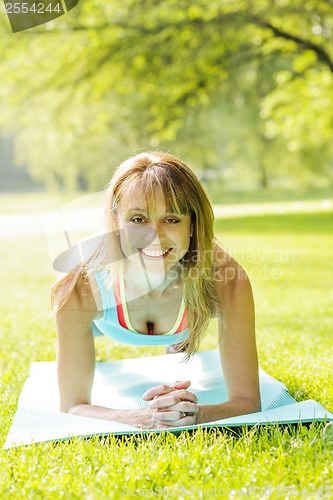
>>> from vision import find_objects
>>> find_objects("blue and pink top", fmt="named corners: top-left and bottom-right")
top-left (92, 268), bottom-right (189, 346)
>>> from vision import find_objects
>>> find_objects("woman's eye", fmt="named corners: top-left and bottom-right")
top-left (130, 216), bottom-right (146, 224)
top-left (166, 218), bottom-right (180, 224)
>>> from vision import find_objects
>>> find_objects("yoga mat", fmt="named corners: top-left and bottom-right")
top-left (4, 350), bottom-right (333, 448)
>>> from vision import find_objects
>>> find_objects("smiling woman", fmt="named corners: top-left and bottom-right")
top-left (117, 190), bottom-right (192, 280)
top-left (51, 151), bottom-right (260, 429)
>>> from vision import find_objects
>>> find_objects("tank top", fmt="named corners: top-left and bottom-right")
top-left (92, 269), bottom-right (189, 346)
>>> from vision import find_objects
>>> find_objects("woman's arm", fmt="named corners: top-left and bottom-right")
top-left (199, 255), bottom-right (261, 422)
top-left (145, 255), bottom-right (261, 426)
top-left (55, 274), bottom-right (156, 428)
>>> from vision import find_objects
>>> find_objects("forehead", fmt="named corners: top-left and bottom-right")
top-left (118, 186), bottom-right (176, 214)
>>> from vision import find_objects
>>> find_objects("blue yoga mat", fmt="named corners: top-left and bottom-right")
top-left (4, 350), bottom-right (333, 448)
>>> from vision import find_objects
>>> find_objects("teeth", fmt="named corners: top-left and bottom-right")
top-left (141, 248), bottom-right (170, 257)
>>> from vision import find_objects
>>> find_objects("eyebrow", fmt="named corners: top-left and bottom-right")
top-left (127, 208), bottom-right (182, 215)
top-left (128, 207), bottom-right (148, 213)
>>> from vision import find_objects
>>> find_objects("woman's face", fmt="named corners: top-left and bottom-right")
top-left (115, 187), bottom-right (192, 275)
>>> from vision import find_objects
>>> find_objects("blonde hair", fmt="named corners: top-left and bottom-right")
top-left (51, 151), bottom-right (219, 358)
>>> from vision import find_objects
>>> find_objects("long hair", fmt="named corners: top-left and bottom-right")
top-left (51, 151), bottom-right (219, 357)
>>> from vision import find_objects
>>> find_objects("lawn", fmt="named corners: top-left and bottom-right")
top-left (0, 193), bottom-right (332, 499)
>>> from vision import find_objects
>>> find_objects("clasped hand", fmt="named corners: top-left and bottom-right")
top-left (142, 380), bottom-right (199, 429)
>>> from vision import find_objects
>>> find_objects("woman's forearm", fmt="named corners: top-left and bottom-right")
top-left (67, 403), bottom-right (149, 428)
top-left (66, 399), bottom-right (261, 428)
top-left (197, 398), bottom-right (261, 424)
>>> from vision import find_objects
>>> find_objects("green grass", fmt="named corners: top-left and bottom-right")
top-left (204, 182), bottom-right (333, 206)
top-left (1, 196), bottom-right (333, 499)
top-left (0, 191), bottom-right (82, 214)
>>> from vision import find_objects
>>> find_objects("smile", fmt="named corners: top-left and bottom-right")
top-left (139, 247), bottom-right (172, 259)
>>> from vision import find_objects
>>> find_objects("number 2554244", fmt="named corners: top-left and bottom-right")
top-left (5, 3), bottom-right (62, 14)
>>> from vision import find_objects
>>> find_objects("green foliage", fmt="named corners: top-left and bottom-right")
top-left (1, 0), bottom-right (333, 189)
top-left (261, 66), bottom-right (333, 180)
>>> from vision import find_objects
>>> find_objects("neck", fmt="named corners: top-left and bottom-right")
top-left (123, 257), bottom-right (182, 297)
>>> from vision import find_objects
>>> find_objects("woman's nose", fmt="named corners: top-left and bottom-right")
top-left (143, 225), bottom-right (164, 245)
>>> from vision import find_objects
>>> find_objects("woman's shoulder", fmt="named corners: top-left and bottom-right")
top-left (213, 242), bottom-right (244, 275)
top-left (55, 271), bottom-right (100, 314)
top-left (213, 242), bottom-right (250, 298)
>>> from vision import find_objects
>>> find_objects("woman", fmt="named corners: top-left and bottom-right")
top-left (52, 151), bottom-right (260, 429)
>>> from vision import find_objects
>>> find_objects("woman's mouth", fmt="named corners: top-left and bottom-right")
top-left (139, 247), bottom-right (173, 260)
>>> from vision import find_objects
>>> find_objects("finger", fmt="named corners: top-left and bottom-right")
top-left (153, 410), bottom-right (182, 421)
top-left (170, 380), bottom-right (191, 390)
top-left (154, 402), bottom-right (199, 415)
top-left (149, 389), bottom-right (198, 409)
top-left (142, 381), bottom-right (191, 401)
top-left (142, 384), bottom-right (177, 401)
top-left (156, 414), bottom-right (197, 428)
top-left (154, 409), bottom-right (198, 423)
top-left (151, 389), bottom-right (198, 407)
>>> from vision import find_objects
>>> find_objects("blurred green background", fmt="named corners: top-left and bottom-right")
top-left (0, 0), bottom-right (333, 200)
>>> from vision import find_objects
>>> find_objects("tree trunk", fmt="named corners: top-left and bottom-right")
top-left (259, 161), bottom-right (268, 189)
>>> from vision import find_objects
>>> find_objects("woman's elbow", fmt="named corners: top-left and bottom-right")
top-left (236, 396), bottom-right (261, 414)
top-left (60, 401), bottom-right (89, 415)
top-left (248, 398), bottom-right (261, 413)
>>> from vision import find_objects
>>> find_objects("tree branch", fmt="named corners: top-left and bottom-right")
top-left (253, 17), bottom-right (333, 73)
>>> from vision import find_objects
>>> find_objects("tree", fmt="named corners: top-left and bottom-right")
top-left (0, 0), bottom-right (332, 189)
